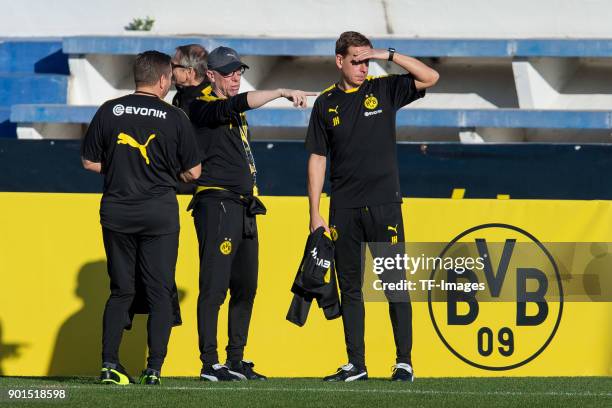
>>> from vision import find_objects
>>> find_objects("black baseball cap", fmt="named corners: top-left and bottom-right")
top-left (207, 46), bottom-right (249, 75)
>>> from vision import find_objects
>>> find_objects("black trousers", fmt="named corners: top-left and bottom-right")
top-left (330, 203), bottom-right (412, 369)
top-left (101, 228), bottom-right (178, 371)
top-left (193, 195), bottom-right (258, 366)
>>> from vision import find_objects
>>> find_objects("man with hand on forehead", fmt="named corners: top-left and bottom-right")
top-left (306, 31), bottom-right (439, 382)
top-left (189, 46), bottom-right (316, 381)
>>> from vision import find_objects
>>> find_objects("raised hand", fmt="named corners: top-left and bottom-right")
top-left (353, 48), bottom-right (389, 63)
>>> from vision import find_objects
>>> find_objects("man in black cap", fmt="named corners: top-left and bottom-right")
top-left (189, 46), bottom-right (316, 381)
top-left (81, 50), bottom-right (201, 385)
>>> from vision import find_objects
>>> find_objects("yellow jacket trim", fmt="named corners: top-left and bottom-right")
top-left (197, 85), bottom-right (220, 102)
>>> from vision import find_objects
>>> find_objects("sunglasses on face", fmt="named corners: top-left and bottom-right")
top-left (218, 66), bottom-right (247, 78)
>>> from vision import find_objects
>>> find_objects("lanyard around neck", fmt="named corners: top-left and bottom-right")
top-left (236, 113), bottom-right (259, 196)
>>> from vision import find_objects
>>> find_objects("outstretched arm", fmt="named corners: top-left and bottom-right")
top-left (190, 89), bottom-right (318, 127)
top-left (247, 89), bottom-right (318, 109)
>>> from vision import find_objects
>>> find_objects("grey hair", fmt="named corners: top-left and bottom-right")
top-left (175, 44), bottom-right (208, 80)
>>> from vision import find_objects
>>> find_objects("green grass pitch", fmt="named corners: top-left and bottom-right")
top-left (0, 377), bottom-right (610, 407)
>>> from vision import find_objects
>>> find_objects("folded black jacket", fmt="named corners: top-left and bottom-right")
top-left (187, 188), bottom-right (267, 238)
top-left (286, 227), bottom-right (341, 326)
top-left (126, 269), bottom-right (182, 330)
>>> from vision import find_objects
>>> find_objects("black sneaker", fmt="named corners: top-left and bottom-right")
top-left (200, 364), bottom-right (242, 382)
top-left (323, 363), bottom-right (368, 382)
top-left (100, 362), bottom-right (134, 385)
top-left (391, 363), bottom-right (414, 382)
top-left (226, 360), bottom-right (267, 381)
top-left (139, 368), bottom-right (162, 385)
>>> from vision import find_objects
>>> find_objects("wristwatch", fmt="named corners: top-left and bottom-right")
top-left (387, 47), bottom-right (396, 61)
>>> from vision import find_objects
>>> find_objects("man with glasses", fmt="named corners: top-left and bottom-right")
top-left (171, 44), bottom-right (209, 113)
top-left (171, 44), bottom-right (208, 195)
top-left (189, 46), bottom-right (316, 381)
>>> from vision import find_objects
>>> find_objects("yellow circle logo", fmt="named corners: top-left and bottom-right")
top-left (330, 226), bottom-right (339, 242)
top-left (364, 95), bottom-right (378, 110)
top-left (220, 240), bottom-right (232, 255)
top-left (428, 224), bottom-right (563, 371)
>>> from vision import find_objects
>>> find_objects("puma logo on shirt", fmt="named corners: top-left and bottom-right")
top-left (328, 106), bottom-right (340, 126)
top-left (117, 132), bottom-right (156, 165)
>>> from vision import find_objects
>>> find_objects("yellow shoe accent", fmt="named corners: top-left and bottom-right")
top-left (100, 367), bottom-right (130, 385)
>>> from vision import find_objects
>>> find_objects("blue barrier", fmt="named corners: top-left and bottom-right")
top-left (0, 40), bottom-right (69, 137)
top-left (0, 74), bottom-right (67, 107)
top-left (11, 105), bottom-right (612, 129)
top-left (5, 37), bottom-right (612, 139)
top-left (0, 39), bottom-right (68, 74)
top-left (63, 36), bottom-right (612, 57)
top-left (395, 109), bottom-right (612, 129)
top-left (11, 105), bottom-right (93, 124)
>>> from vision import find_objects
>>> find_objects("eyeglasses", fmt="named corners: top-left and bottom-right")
top-left (171, 62), bottom-right (190, 70)
top-left (218, 66), bottom-right (247, 78)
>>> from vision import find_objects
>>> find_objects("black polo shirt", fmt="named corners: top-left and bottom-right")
top-left (172, 80), bottom-right (209, 114)
top-left (172, 80), bottom-right (209, 195)
top-left (189, 86), bottom-right (256, 195)
top-left (305, 74), bottom-right (425, 209)
top-left (81, 93), bottom-right (200, 234)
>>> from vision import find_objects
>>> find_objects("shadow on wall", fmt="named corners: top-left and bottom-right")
top-left (47, 260), bottom-right (148, 376)
top-left (33, 50), bottom-right (69, 75)
top-left (0, 120), bottom-right (17, 139)
top-left (0, 320), bottom-right (26, 375)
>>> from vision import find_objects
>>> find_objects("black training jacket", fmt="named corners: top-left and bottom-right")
top-left (286, 227), bottom-right (341, 326)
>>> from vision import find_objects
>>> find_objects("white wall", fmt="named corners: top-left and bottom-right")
top-left (3, 0), bottom-right (612, 38)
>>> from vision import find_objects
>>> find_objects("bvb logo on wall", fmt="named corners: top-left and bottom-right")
top-left (428, 224), bottom-right (564, 370)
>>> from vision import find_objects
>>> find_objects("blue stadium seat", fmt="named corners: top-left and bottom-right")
top-left (0, 74), bottom-right (67, 107)
top-left (11, 105), bottom-right (612, 130)
top-left (62, 36), bottom-right (612, 57)
top-left (5, 36), bottom-right (612, 139)
top-left (0, 40), bottom-right (68, 137)
top-left (0, 39), bottom-right (68, 74)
